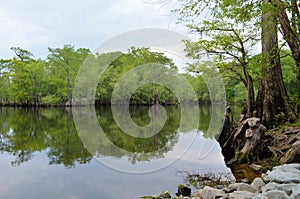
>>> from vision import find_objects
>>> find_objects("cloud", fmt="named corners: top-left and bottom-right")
top-left (0, 0), bottom-right (185, 59)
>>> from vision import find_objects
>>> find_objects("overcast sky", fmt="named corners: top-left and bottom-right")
top-left (0, 0), bottom-right (189, 59)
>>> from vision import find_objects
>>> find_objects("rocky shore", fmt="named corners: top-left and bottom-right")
top-left (142, 163), bottom-right (300, 199)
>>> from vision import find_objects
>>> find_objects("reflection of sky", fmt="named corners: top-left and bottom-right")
top-left (0, 131), bottom-right (233, 199)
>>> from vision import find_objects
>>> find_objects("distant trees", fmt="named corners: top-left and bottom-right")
top-left (0, 45), bottom-right (215, 106)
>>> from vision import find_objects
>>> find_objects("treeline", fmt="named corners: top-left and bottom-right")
top-left (0, 46), bottom-right (205, 106)
top-left (0, 45), bottom-right (297, 107)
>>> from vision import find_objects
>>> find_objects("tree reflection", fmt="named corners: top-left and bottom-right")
top-left (0, 105), bottom-right (220, 167)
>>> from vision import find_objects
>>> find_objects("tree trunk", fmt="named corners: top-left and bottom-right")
top-left (244, 69), bottom-right (255, 117)
top-left (270, 0), bottom-right (300, 112)
top-left (256, 0), bottom-right (296, 127)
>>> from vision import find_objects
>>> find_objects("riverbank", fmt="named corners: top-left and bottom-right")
top-left (142, 163), bottom-right (300, 199)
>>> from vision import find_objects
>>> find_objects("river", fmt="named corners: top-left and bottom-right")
top-left (0, 105), bottom-right (237, 199)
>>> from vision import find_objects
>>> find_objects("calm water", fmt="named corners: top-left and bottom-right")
top-left (0, 106), bottom-right (234, 199)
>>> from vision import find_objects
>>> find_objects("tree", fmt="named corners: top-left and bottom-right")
top-left (96, 47), bottom-right (178, 105)
top-left (175, 0), bottom-right (260, 117)
top-left (256, 0), bottom-right (296, 126)
top-left (1, 47), bottom-right (45, 106)
top-left (174, 0), bottom-right (297, 126)
top-left (47, 45), bottom-right (90, 105)
top-left (268, 0), bottom-right (300, 111)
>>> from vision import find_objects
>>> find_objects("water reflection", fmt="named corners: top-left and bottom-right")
top-left (0, 108), bottom-right (92, 168)
top-left (0, 106), bottom-right (231, 199)
top-left (0, 106), bottom-right (226, 167)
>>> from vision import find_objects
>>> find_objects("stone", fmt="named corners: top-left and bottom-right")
top-left (228, 191), bottom-right (255, 199)
top-left (236, 183), bottom-right (256, 193)
top-left (178, 196), bottom-right (191, 199)
top-left (252, 193), bottom-right (264, 199)
top-left (261, 182), bottom-right (279, 193)
top-left (262, 190), bottom-right (289, 199)
top-left (274, 163), bottom-right (300, 174)
top-left (280, 141), bottom-right (300, 164)
top-left (277, 184), bottom-right (298, 195)
top-left (267, 168), bottom-right (300, 183)
top-left (176, 184), bottom-right (191, 197)
top-left (261, 173), bottom-right (270, 183)
top-left (261, 182), bottom-right (298, 195)
top-left (250, 178), bottom-right (265, 193)
top-left (158, 191), bottom-right (171, 198)
top-left (190, 190), bottom-right (201, 198)
top-left (199, 186), bottom-right (226, 199)
top-left (224, 183), bottom-right (240, 193)
top-left (249, 164), bottom-right (263, 171)
top-left (241, 179), bottom-right (250, 183)
top-left (291, 184), bottom-right (300, 199)
top-left (216, 185), bottom-right (225, 189)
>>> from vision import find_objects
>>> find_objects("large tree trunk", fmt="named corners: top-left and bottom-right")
top-left (256, 0), bottom-right (296, 127)
top-left (270, 0), bottom-right (300, 112)
top-left (245, 69), bottom-right (255, 118)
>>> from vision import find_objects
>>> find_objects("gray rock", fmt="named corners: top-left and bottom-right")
top-left (216, 185), bottom-right (225, 189)
top-left (277, 184), bottom-right (298, 195)
top-left (262, 190), bottom-right (289, 199)
top-left (267, 168), bottom-right (300, 183)
top-left (253, 193), bottom-right (268, 199)
top-left (262, 182), bottom-right (298, 195)
top-left (200, 186), bottom-right (226, 199)
top-left (236, 183), bottom-right (256, 193)
top-left (190, 190), bottom-right (201, 198)
top-left (261, 182), bottom-right (279, 193)
top-left (228, 191), bottom-right (255, 199)
top-left (274, 163), bottom-right (300, 174)
top-left (250, 178), bottom-right (265, 193)
top-left (249, 164), bottom-right (263, 171)
top-left (291, 184), bottom-right (300, 199)
top-left (224, 183), bottom-right (240, 193)
top-left (178, 196), bottom-right (191, 199)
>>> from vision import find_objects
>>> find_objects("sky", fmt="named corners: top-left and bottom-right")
top-left (0, 0), bottom-right (189, 59)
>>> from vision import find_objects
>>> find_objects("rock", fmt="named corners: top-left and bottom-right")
top-left (249, 164), bottom-right (263, 171)
top-left (291, 184), bottom-right (300, 199)
top-left (216, 185), bottom-right (225, 189)
top-left (261, 173), bottom-right (270, 183)
top-left (252, 193), bottom-right (264, 199)
top-left (236, 183), bottom-right (256, 193)
top-left (274, 163), bottom-right (300, 173)
top-left (277, 184), bottom-right (298, 195)
top-left (280, 141), bottom-right (300, 164)
top-left (262, 190), bottom-right (289, 199)
top-left (261, 182), bottom-right (279, 193)
top-left (228, 191), bottom-right (255, 199)
top-left (267, 168), bottom-right (300, 183)
top-left (250, 178), bottom-right (265, 193)
top-left (262, 182), bottom-right (298, 195)
top-left (199, 186), bottom-right (226, 199)
top-left (158, 191), bottom-right (171, 198)
top-left (178, 196), bottom-right (191, 199)
top-left (190, 190), bottom-right (201, 198)
top-left (241, 179), bottom-right (250, 183)
top-left (224, 183), bottom-right (240, 193)
top-left (176, 184), bottom-right (191, 197)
